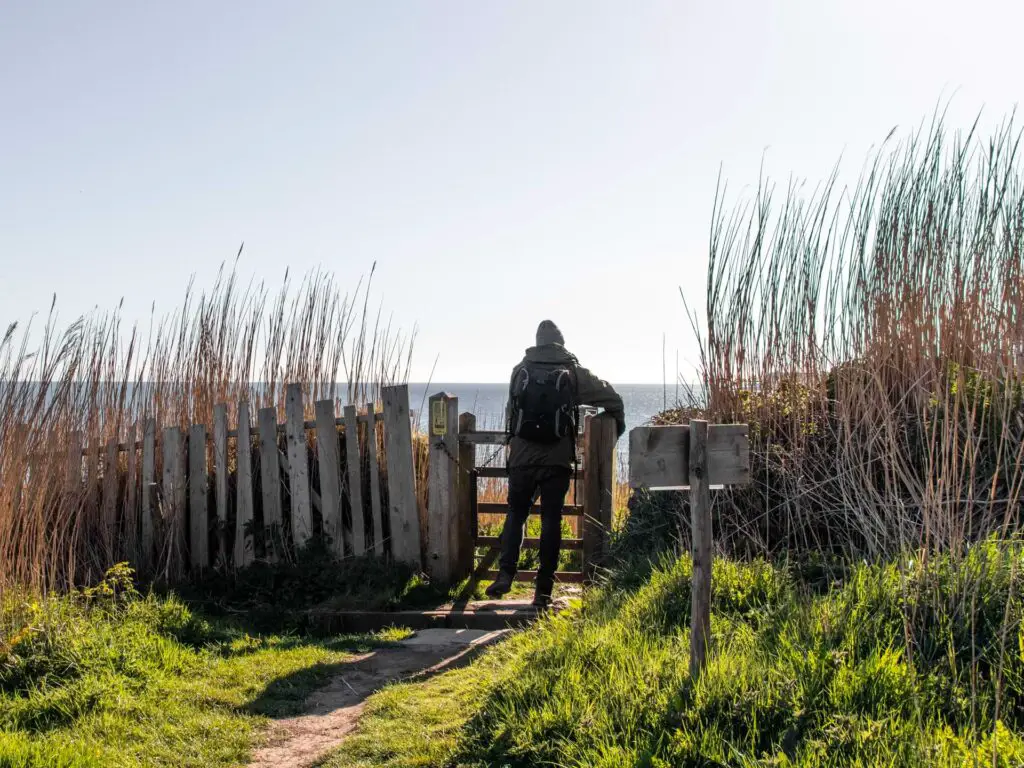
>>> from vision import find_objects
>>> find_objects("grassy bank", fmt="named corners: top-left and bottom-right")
top-left (326, 539), bottom-right (1024, 767)
top-left (0, 564), bottom-right (409, 768)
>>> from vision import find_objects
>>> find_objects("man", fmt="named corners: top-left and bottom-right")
top-left (486, 320), bottom-right (626, 608)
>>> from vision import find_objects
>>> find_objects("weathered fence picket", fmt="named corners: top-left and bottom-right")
top-left (189, 424), bottom-right (208, 573)
top-left (383, 384), bottom-right (420, 566)
top-left (214, 404), bottom-right (229, 564)
top-left (123, 422), bottom-right (138, 562)
top-left (102, 437), bottom-right (118, 557)
top-left (285, 384), bottom-right (313, 548)
top-left (343, 404), bottom-right (365, 555)
top-left (234, 401), bottom-right (254, 568)
top-left (141, 419), bottom-right (156, 564)
top-left (365, 402), bottom-right (384, 556)
top-left (258, 406), bottom-right (282, 562)
top-left (315, 399), bottom-right (344, 556)
top-left (162, 426), bottom-right (186, 580)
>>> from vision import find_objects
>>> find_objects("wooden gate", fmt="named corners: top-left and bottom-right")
top-left (424, 392), bottom-right (617, 589)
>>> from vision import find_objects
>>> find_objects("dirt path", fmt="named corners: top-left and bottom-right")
top-left (248, 629), bottom-right (508, 768)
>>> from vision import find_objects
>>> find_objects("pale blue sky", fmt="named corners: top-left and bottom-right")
top-left (1, 1), bottom-right (1020, 383)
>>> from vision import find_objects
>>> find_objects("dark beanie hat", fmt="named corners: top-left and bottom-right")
top-left (536, 320), bottom-right (565, 346)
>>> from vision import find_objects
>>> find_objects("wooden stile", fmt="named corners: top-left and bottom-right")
top-left (234, 401), bottom-right (255, 568)
top-left (382, 384), bottom-right (421, 566)
top-left (141, 419), bottom-right (156, 565)
top-left (189, 424), bottom-right (209, 572)
top-left (285, 384), bottom-right (313, 548)
top-left (258, 407), bottom-right (282, 562)
top-left (315, 399), bottom-right (344, 556)
top-left (365, 402), bottom-right (384, 556)
top-left (214, 404), bottom-right (229, 565)
top-left (344, 404), bottom-right (366, 555)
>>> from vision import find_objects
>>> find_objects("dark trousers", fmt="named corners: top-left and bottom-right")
top-left (498, 466), bottom-right (571, 596)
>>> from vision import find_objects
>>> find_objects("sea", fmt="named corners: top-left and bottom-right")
top-left (406, 382), bottom-right (690, 476)
top-left (406, 382), bottom-right (680, 435)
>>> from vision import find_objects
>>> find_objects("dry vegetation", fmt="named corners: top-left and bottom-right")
top-left (653, 108), bottom-right (1024, 560)
top-left (0, 260), bottom-right (414, 592)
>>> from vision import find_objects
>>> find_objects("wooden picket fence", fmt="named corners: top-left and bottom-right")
top-left (67, 383), bottom-right (421, 579)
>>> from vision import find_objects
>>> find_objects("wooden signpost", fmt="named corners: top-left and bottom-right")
top-left (628, 420), bottom-right (750, 679)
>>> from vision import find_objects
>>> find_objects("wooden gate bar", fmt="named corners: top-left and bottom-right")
top-left (476, 502), bottom-right (583, 516)
top-left (476, 536), bottom-right (584, 550)
top-left (482, 569), bottom-right (584, 584)
top-left (459, 430), bottom-right (508, 445)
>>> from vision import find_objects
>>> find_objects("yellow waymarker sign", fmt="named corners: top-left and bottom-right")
top-left (431, 399), bottom-right (447, 436)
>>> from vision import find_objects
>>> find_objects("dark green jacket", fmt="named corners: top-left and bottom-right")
top-left (505, 343), bottom-right (625, 469)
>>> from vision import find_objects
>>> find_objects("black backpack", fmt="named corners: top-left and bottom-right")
top-left (507, 361), bottom-right (578, 443)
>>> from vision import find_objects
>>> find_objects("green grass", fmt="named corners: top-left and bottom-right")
top-left (325, 540), bottom-right (1024, 768)
top-left (0, 564), bottom-right (410, 768)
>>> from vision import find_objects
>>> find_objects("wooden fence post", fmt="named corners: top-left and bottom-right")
top-left (382, 384), bottom-right (421, 566)
top-left (426, 393), bottom-right (459, 583)
top-left (456, 412), bottom-right (476, 579)
top-left (235, 401), bottom-right (255, 568)
top-left (689, 419), bottom-right (712, 679)
top-left (189, 424), bottom-right (209, 573)
top-left (582, 412), bottom-right (617, 582)
top-left (285, 384), bottom-right (313, 549)
top-left (316, 399), bottom-right (345, 557)
top-left (258, 407), bottom-right (282, 562)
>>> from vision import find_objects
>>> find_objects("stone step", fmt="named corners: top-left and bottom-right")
top-left (308, 599), bottom-right (559, 633)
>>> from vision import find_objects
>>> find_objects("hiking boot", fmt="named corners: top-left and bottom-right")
top-left (533, 574), bottom-right (554, 609)
top-left (485, 570), bottom-right (514, 599)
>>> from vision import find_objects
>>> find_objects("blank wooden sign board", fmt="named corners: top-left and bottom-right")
top-left (628, 420), bottom-right (750, 679)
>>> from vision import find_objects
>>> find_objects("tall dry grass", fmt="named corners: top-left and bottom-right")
top-left (675, 107), bottom-right (1024, 558)
top-left (0, 259), bottom-right (414, 592)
